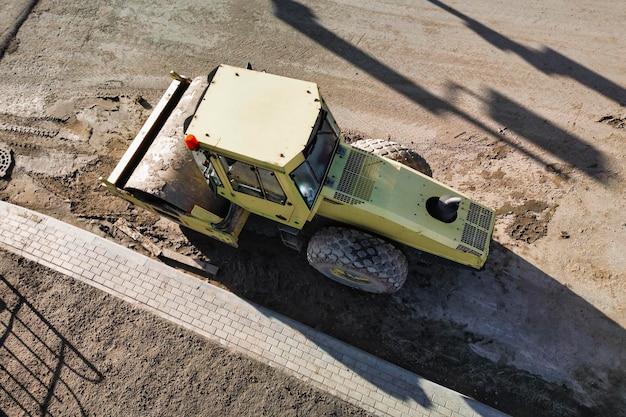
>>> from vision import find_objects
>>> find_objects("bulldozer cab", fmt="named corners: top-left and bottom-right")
top-left (102, 64), bottom-right (342, 247)
top-left (184, 64), bottom-right (340, 229)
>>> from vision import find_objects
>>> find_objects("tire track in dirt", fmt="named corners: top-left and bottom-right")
top-left (0, 0), bottom-right (39, 59)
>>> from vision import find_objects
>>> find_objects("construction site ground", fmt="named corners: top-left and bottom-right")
top-left (1, 1), bottom-right (625, 416)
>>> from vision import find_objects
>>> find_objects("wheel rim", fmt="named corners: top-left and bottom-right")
top-left (329, 267), bottom-right (372, 284)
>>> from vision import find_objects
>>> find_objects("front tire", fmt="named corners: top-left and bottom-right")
top-left (307, 227), bottom-right (408, 294)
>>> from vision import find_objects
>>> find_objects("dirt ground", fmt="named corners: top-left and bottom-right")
top-left (0, 250), bottom-right (373, 417)
top-left (1, 1), bottom-right (625, 416)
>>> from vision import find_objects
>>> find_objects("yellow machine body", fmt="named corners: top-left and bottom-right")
top-left (103, 64), bottom-right (495, 269)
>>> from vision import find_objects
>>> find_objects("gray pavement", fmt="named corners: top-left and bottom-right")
top-left (0, 200), bottom-right (510, 417)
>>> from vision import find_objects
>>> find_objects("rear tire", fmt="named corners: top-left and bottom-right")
top-left (351, 138), bottom-right (432, 176)
top-left (307, 227), bottom-right (407, 294)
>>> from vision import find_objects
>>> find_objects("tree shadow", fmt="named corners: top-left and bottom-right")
top-left (271, 0), bottom-right (609, 182)
top-left (271, 0), bottom-right (455, 116)
top-left (487, 89), bottom-right (606, 178)
top-left (0, 275), bottom-right (103, 417)
top-left (406, 241), bottom-right (626, 417)
top-left (427, 0), bottom-right (626, 106)
top-left (444, 82), bottom-right (608, 180)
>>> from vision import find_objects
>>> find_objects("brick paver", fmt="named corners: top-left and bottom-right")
top-left (0, 201), bottom-right (510, 417)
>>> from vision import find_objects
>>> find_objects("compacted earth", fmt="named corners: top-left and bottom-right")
top-left (0, 250), bottom-right (374, 416)
top-left (1, 1), bottom-right (625, 416)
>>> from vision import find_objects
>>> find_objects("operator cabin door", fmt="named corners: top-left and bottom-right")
top-left (220, 157), bottom-right (296, 224)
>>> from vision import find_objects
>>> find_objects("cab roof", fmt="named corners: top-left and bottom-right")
top-left (186, 64), bottom-right (322, 169)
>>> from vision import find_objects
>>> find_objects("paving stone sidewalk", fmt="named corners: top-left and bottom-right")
top-left (0, 200), bottom-right (510, 417)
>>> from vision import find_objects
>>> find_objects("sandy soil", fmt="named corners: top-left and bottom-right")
top-left (1, 1), bottom-right (625, 416)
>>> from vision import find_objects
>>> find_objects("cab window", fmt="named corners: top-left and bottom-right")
top-left (219, 156), bottom-right (287, 205)
top-left (196, 150), bottom-right (223, 188)
top-left (308, 119), bottom-right (337, 180)
top-left (291, 117), bottom-right (338, 208)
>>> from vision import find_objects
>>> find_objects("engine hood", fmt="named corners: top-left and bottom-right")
top-left (318, 145), bottom-right (496, 269)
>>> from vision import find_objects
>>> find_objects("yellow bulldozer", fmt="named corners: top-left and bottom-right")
top-left (102, 64), bottom-right (496, 293)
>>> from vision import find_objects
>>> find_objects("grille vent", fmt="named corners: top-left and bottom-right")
top-left (334, 193), bottom-right (363, 205)
top-left (456, 244), bottom-right (482, 257)
top-left (334, 150), bottom-right (381, 204)
top-left (467, 202), bottom-right (493, 229)
top-left (461, 225), bottom-right (488, 252)
top-left (459, 202), bottom-right (494, 254)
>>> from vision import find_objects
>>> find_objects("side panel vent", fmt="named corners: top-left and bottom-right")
top-left (467, 202), bottom-right (493, 230)
top-left (334, 150), bottom-right (381, 204)
top-left (460, 203), bottom-right (495, 253)
top-left (461, 223), bottom-right (488, 252)
top-left (456, 244), bottom-right (482, 257)
top-left (333, 193), bottom-right (364, 205)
